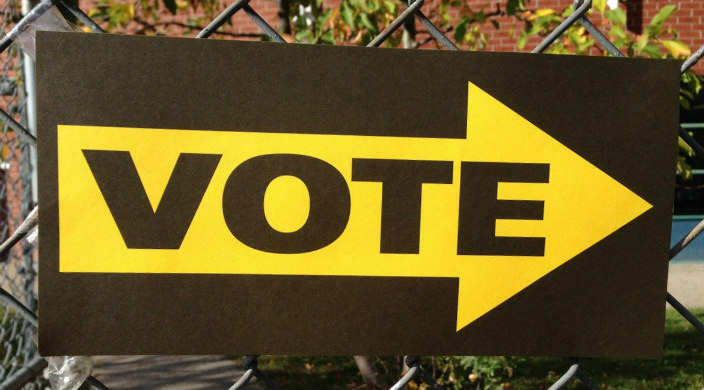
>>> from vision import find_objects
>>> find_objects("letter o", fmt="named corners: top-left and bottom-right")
top-left (223, 154), bottom-right (351, 253)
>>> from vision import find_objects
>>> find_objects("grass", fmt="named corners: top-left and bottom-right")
top-left (543, 308), bottom-right (704, 390)
top-left (245, 309), bottom-right (704, 390)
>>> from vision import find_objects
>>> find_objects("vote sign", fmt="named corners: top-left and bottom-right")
top-left (37, 32), bottom-right (679, 357)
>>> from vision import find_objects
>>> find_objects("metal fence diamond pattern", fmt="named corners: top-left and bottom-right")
top-left (0, 0), bottom-right (703, 389)
top-left (0, 0), bottom-right (42, 388)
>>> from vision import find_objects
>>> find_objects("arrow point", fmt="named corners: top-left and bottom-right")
top-left (454, 82), bottom-right (654, 332)
top-left (456, 278), bottom-right (473, 331)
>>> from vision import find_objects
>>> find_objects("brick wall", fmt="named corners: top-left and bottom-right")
top-left (229, 0), bottom-right (281, 36)
top-left (467, 0), bottom-right (702, 53)
top-left (459, 0), bottom-right (570, 52)
top-left (80, 0), bottom-right (702, 68)
top-left (217, 0), bottom-right (704, 56)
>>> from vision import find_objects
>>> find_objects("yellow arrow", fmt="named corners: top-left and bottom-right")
top-left (57, 82), bottom-right (652, 331)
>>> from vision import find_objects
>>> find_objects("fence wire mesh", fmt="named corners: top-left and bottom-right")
top-left (0, 0), bottom-right (42, 388)
top-left (0, 0), bottom-right (703, 389)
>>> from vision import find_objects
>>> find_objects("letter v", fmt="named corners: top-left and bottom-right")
top-left (83, 150), bottom-right (221, 249)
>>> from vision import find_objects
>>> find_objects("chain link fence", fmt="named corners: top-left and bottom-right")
top-left (0, 0), bottom-right (704, 388)
top-left (0, 0), bottom-right (42, 388)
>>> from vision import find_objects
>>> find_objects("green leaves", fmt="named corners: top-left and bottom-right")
top-left (677, 154), bottom-right (693, 180)
top-left (640, 43), bottom-right (662, 57)
top-left (298, 0), bottom-right (404, 46)
top-left (650, 4), bottom-right (677, 27)
top-left (608, 24), bottom-right (626, 40)
top-left (358, 13), bottom-right (378, 34)
top-left (679, 136), bottom-right (695, 158)
top-left (163, 0), bottom-right (177, 14)
top-left (517, 32), bottom-right (527, 49)
top-left (519, 1), bottom-right (692, 62)
top-left (662, 40), bottom-right (691, 58)
top-left (340, 1), bottom-right (354, 28)
top-left (634, 32), bottom-right (650, 51)
top-left (454, 19), bottom-right (469, 43)
top-left (506, 0), bottom-right (526, 16)
top-left (382, 1), bottom-right (397, 15)
top-left (88, 0), bottom-right (136, 29)
top-left (680, 70), bottom-right (704, 111)
top-left (605, 8), bottom-right (626, 25)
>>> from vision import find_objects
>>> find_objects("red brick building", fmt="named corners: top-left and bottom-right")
top-left (165, 0), bottom-right (702, 58)
top-left (94, 0), bottom-right (703, 56)
top-left (461, 0), bottom-right (703, 53)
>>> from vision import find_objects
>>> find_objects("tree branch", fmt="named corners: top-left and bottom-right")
top-left (132, 17), bottom-right (267, 38)
top-left (354, 356), bottom-right (381, 390)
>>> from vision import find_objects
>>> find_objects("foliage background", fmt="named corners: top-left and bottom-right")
top-left (249, 309), bottom-right (704, 390)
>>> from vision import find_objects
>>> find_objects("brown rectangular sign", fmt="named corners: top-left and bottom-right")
top-left (37, 31), bottom-right (679, 357)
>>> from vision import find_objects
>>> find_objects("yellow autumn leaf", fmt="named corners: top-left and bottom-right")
top-left (328, 8), bottom-right (339, 29)
top-left (126, 3), bottom-right (135, 19)
top-left (528, 8), bottom-right (555, 20)
top-left (281, 33), bottom-right (296, 43)
top-left (593, 0), bottom-right (606, 13)
top-left (662, 40), bottom-right (691, 58)
top-left (635, 32), bottom-right (649, 51)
